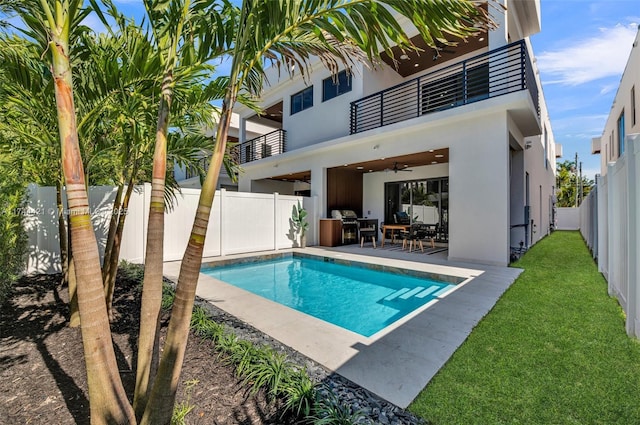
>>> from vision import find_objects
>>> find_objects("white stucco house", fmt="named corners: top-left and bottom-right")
top-left (173, 112), bottom-right (279, 191)
top-left (588, 25), bottom-right (640, 338)
top-left (225, 0), bottom-right (557, 266)
top-left (591, 26), bottom-right (639, 174)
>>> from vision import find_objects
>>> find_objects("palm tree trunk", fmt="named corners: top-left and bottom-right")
top-left (57, 180), bottom-right (68, 285)
top-left (50, 32), bottom-right (135, 424)
top-left (104, 179), bottom-right (135, 321)
top-left (67, 217), bottom-right (81, 328)
top-left (102, 183), bottom-right (123, 288)
top-left (140, 90), bottom-right (237, 425)
top-left (134, 91), bottom-right (171, 420)
top-left (57, 180), bottom-right (80, 327)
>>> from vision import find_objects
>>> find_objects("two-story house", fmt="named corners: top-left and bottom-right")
top-left (591, 26), bottom-right (639, 173)
top-left (232, 0), bottom-right (557, 266)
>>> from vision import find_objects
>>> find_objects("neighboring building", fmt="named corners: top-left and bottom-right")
top-left (588, 26), bottom-right (640, 338)
top-left (592, 26), bottom-right (640, 174)
top-left (174, 112), bottom-right (280, 190)
top-left (232, 0), bottom-right (557, 266)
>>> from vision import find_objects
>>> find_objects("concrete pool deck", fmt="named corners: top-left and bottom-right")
top-left (163, 245), bottom-right (522, 409)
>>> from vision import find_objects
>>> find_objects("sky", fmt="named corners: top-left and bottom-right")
top-left (530, 0), bottom-right (639, 180)
top-left (84, 1), bottom-right (640, 180)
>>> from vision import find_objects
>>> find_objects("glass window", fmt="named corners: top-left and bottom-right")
top-left (618, 111), bottom-right (625, 157)
top-left (291, 86), bottom-right (313, 115)
top-left (322, 70), bottom-right (352, 102)
top-left (632, 86), bottom-right (636, 127)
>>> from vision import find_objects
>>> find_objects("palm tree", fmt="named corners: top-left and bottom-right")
top-left (0, 34), bottom-right (82, 323)
top-left (556, 160), bottom-right (593, 207)
top-left (0, 1), bottom-right (137, 422)
top-left (141, 1), bottom-right (492, 423)
top-left (89, 1), bottom-right (233, 418)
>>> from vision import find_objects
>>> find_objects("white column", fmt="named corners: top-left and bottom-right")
top-left (489, 0), bottom-right (508, 50)
top-left (310, 164), bottom-right (326, 218)
top-left (239, 116), bottom-right (246, 144)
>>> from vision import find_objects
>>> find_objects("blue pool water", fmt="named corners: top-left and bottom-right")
top-left (201, 257), bottom-right (455, 337)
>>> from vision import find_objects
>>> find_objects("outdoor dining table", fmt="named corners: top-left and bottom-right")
top-left (380, 224), bottom-right (411, 248)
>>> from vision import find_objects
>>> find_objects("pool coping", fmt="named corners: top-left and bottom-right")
top-left (163, 247), bottom-right (522, 409)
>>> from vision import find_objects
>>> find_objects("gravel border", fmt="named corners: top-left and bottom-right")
top-left (193, 298), bottom-right (426, 425)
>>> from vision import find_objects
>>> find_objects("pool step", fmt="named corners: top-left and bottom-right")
top-left (399, 287), bottom-right (425, 299)
top-left (415, 285), bottom-right (441, 298)
top-left (384, 284), bottom-right (455, 303)
top-left (384, 288), bottom-right (411, 301)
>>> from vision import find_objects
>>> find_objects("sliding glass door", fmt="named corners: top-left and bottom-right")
top-left (384, 177), bottom-right (448, 241)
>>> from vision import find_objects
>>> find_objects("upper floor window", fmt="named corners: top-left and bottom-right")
top-left (543, 126), bottom-right (548, 170)
top-left (632, 86), bottom-right (636, 127)
top-left (618, 111), bottom-right (625, 157)
top-left (322, 70), bottom-right (352, 102)
top-left (291, 86), bottom-right (313, 115)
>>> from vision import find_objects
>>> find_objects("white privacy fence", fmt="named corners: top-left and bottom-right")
top-left (578, 134), bottom-right (639, 339)
top-left (25, 184), bottom-right (317, 275)
top-left (578, 185), bottom-right (598, 259)
top-left (555, 208), bottom-right (580, 230)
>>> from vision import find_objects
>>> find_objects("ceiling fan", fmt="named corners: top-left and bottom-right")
top-left (385, 162), bottom-right (413, 173)
top-left (432, 40), bottom-right (456, 61)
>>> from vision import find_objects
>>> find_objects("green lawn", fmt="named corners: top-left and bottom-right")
top-left (409, 231), bottom-right (640, 425)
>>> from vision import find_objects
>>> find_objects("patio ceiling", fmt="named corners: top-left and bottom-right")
top-left (380, 33), bottom-right (488, 78)
top-left (269, 148), bottom-right (449, 182)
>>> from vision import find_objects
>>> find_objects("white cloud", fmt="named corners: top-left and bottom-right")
top-left (599, 83), bottom-right (618, 95)
top-left (537, 23), bottom-right (637, 85)
top-left (551, 114), bottom-right (608, 134)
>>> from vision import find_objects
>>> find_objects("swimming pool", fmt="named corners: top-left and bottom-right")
top-left (201, 255), bottom-right (457, 337)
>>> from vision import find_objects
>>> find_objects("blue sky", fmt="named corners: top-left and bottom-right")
top-left (531, 0), bottom-right (639, 180)
top-left (105, 1), bottom-right (640, 180)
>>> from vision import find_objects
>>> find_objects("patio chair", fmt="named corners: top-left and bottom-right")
top-left (359, 220), bottom-right (377, 248)
top-left (424, 224), bottom-right (437, 249)
top-left (403, 224), bottom-right (434, 252)
top-left (402, 223), bottom-right (421, 252)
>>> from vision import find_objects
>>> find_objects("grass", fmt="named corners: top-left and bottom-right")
top-left (408, 231), bottom-right (640, 425)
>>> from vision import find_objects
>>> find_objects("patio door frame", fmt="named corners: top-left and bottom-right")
top-left (384, 176), bottom-right (449, 242)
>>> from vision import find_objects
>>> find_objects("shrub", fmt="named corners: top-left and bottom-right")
top-left (312, 388), bottom-right (368, 425)
top-left (0, 178), bottom-right (27, 304)
top-left (188, 299), bottom-right (361, 424)
top-left (281, 369), bottom-right (316, 419)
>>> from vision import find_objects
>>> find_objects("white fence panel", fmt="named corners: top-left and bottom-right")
top-left (578, 185), bottom-right (597, 258)
top-left (119, 185), bottom-right (147, 263)
top-left (25, 185), bottom-right (316, 274)
top-left (277, 195), bottom-right (302, 249)
top-left (587, 133), bottom-right (640, 339)
top-left (597, 174), bottom-right (609, 279)
top-left (203, 191), bottom-right (223, 258)
top-left (608, 156), bottom-right (628, 310)
top-left (25, 185), bottom-right (60, 274)
top-left (556, 207), bottom-right (579, 230)
top-left (222, 191), bottom-right (276, 255)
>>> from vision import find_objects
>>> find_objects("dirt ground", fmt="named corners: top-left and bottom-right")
top-left (0, 272), bottom-right (284, 424)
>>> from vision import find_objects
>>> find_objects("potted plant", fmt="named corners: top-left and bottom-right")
top-left (292, 201), bottom-right (309, 248)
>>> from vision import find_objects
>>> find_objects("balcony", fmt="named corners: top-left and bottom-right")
top-left (350, 40), bottom-right (539, 134)
top-left (237, 129), bottom-right (286, 164)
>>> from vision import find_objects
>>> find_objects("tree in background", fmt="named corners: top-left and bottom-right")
top-left (0, 150), bottom-right (28, 304)
top-left (556, 160), bottom-right (593, 207)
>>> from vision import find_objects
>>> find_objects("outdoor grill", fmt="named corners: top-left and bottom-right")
top-left (331, 209), bottom-right (359, 244)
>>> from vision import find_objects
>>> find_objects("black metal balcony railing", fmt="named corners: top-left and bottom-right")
top-left (185, 156), bottom-right (210, 179)
top-left (237, 129), bottom-right (286, 164)
top-left (350, 40), bottom-right (539, 134)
